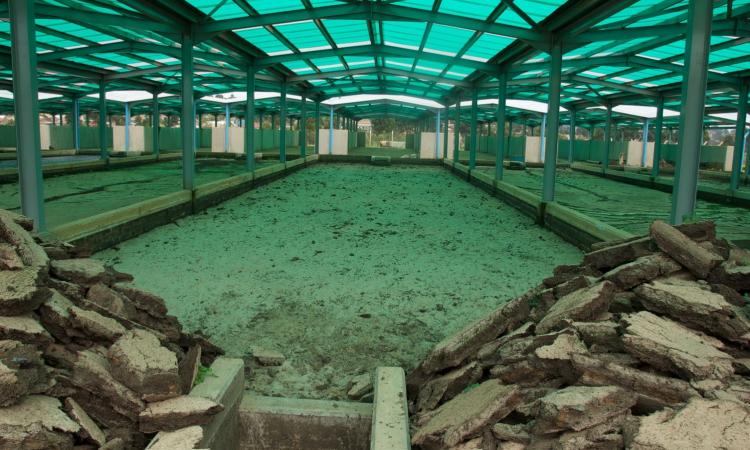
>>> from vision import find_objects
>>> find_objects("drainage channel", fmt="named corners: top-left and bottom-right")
top-left (145, 359), bottom-right (411, 450)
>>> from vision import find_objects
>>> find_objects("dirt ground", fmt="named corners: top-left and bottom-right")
top-left (95, 163), bottom-right (582, 400)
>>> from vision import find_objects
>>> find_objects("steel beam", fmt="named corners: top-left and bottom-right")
top-left (245, 63), bottom-right (255, 171)
top-left (469, 89), bottom-right (478, 170)
top-left (10, 0), bottom-right (45, 231)
top-left (671, 0), bottom-right (712, 225)
top-left (181, 30), bottom-right (195, 190)
top-left (496, 72), bottom-right (508, 180)
top-left (730, 83), bottom-right (748, 190)
top-left (279, 82), bottom-right (287, 163)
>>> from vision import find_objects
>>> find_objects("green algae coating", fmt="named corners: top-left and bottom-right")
top-left (0, 159), bottom-right (274, 228)
top-left (477, 167), bottom-right (750, 244)
top-left (96, 164), bottom-right (581, 400)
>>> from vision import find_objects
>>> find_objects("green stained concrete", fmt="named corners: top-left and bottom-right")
top-left (95, 164), bottom-right (581, 400)
top-left (0, 159), bottom-right (273, 228)
top-left (477, 167), bottom-right (750, 244)
top-left (347, 147), bottom-right (414, 158)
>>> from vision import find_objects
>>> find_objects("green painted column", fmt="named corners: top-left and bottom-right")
top-left (151, 91), bottom-right (160, 156)
top-left (453, 95), bottom-right (461, 161)
top-left (443, 104), bottom-right (449, 159)
top-left (568, 109), bottom-right (576, 164)
top-left (671, 0), bottom-right (712, 224)
top-left (730, 83), bottom-right (747, 191)
top-left (603, 104), bottom-right (612, 173)
top-left (299, 95), bottom-right (307, 157)
top-left (72, 97), bottom-right (80, 151)
top-left (314, 102), bottom-right (320, 154)
top-left (279, 82), bottom-right (287, 163)
top-left (469, 89), bottom-right (478, 169)
top-left (98, 79), bottom-right (107, 159)
top-left (651, 95), bottom-right (665, 178)
top-left (245, 63), bottom-right (255, 171)
top-left (10, 0), bottom-right (45, 231)
top-left (496, 72), bottom-right (508, 180)
top-left (181, 30), bottom-right (195, 190)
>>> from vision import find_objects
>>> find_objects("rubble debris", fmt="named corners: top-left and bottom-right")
top-left (145, 425), bottom-right (204, 450)
top-left (410, 220), bottom-right (750, 450)
top-left (138, 395), bottom-right (223, 433)
top-left (347, 372), bottom-right (373, 401)
top-left (0, 210), bottom-right (224, 449)
top-left (250, 346), bottom-right (286, 366)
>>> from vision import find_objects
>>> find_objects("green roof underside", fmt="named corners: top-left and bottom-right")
top-left (1, 0), bottom-right (749, 126)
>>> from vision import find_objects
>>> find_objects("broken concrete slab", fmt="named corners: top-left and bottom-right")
top-left (416, 362), bottom-right (482, 413)
top-left (621, 311), bottom-right (735, 380)
top-left (250, 346), bottom-right (285, 367)
top-left (571, 354), bottom-right (699, 406)
top-left (145, 425), bottom-right (203, 450)
top-left (534, 332), bottom-right (588, 363)
top-left (68, 305), bottom-right (127, 342)
top-left (138, 395), bottom-right (223, 433)
top-left (555, 413), bottom-right (628, 450)
top-left (603, 253), bottom-right (681, 290)
top-left (0, 212), bottom-right (49, 268)
top-left (86, 283), bottom-right (138, 319)
top-left (650, 220), bottom-right (723, 279)
top-left (50, 258), bottom-right (109, 285)
top-left (411, 380), bottom-right (521, 449)
top-left (0, 339), bottom-right (48, 407)
top-left (0, 243), bottom-right (23, 270)
top-left (0, 395), bottom-right (79, 449)
top-left (65, 397), bottom-right (106, 446)
top-left (583, 236), bottom-right (653, 271)
top-left (635, 279), bottom-right (750, 345)
top-left (0, 314), bottom-right (52, 345)
top-left (416, 292), bottom-right (532, 376)
top-left (38, 289), bottom-right (77, 341)
top-left (108, 329), bottom-right (180, 402)
top-left (346, 373), bottom-right (372, 401)
top-left (71, 350), bottom-right (145, 420)
top-left (113, 283), bottom-right (168, 318)
top-left (534, 385), bottom-right (637, 434)
top-left (179, 345), bottom-right (202, 394)
top-left (628, 398), bottom-right (750, 450)
top-left (0, 266), bottom-right (51, 315)
top-left (491, 423), bottom-right (530, 444)
top-left (536, 281), bottom-right (616, 334)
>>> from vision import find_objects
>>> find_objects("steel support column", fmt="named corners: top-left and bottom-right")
top-left (443, 105), bottom-right (449, 159)
top-left (300, 95), bottom-right (307, 157)
top-left (603, 104), bottom-right (612, 172)
top-left (730, 83), bottom-right (748, 191)
top-left (72, 97), bottom-right (80, 151)
top-left (98, 79), bottom-right (107, 159)
top-left (651, 95), bottom-right (664, 178)
top-left (224, 103), bottom-right (230, 152)
top-left (469, 89), bottom-right (478, 169)
top-left (328, 106), bottom-right (334, 154)
top-left (539, 113), bottom-right (547, 162)
top-left (453, 95), bottom-right (461, 161)
top-left (435, 110), bottom-right (441, 159)
top-left (181, 30), bottom-right (195, 190)
top-left (152, 91), bottom-right (159, 156)
top-left (124, 102), bottom-right (130, 152)
top-left (10, 0), bottom-right (45, 231)
top-left (641, 119), bottom-right (650, 167)
top-left (671, 0), bottom-right (712, 224)
top-left (279, 83), bottom-right (287, 163)
top-left (568, 109), bottom-right (576, 164)
top-left (245, 63), bottom-right (255, 171)
top-left (542, 41), bottom-right (563, 202)
top-left (314, 102), bottom-right (320, 154)
top-left (496, 72), bottom-right (508, 180)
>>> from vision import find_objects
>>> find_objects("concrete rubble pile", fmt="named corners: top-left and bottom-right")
top-left (0, 210), bottom-right (224, 450)
top-left (409, 220), bottom-right (750, 450)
